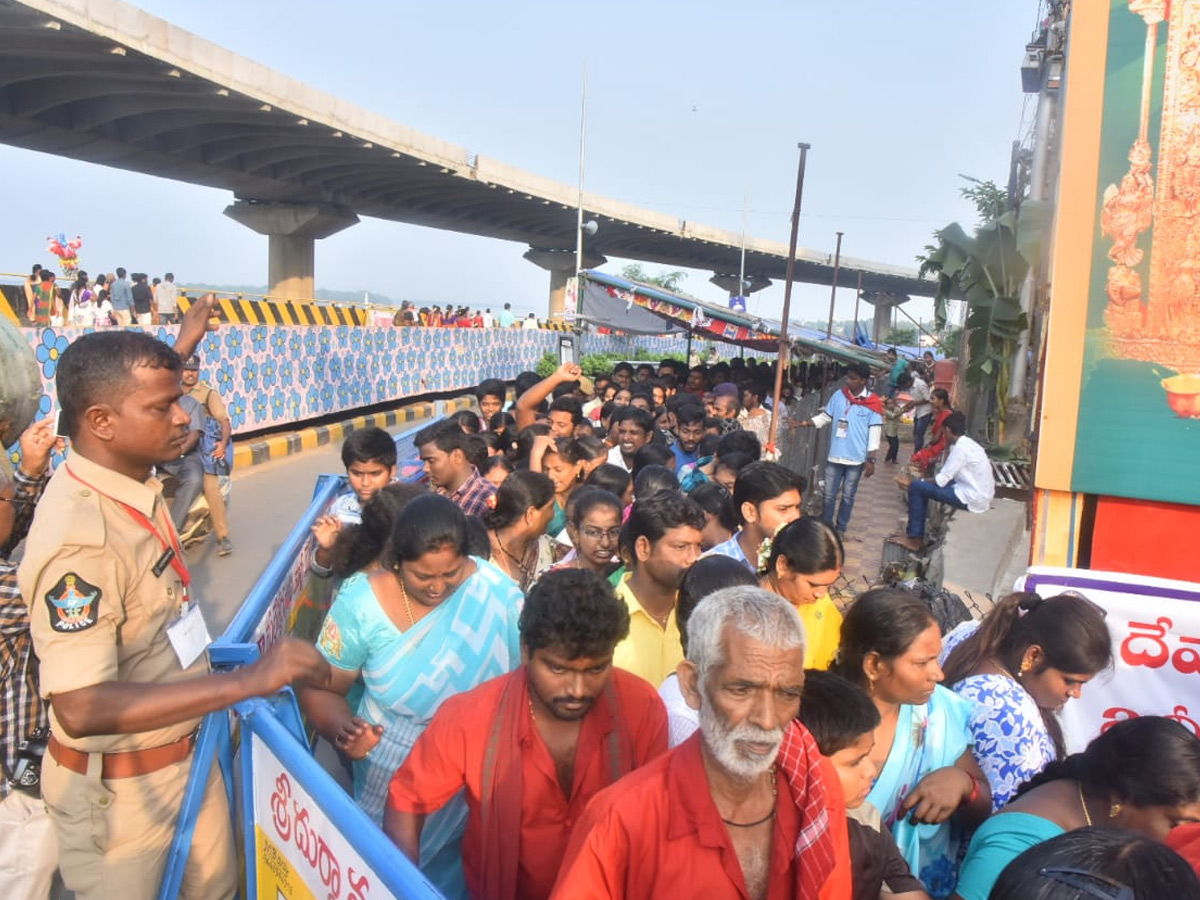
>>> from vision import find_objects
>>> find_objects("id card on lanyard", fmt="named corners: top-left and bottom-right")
top-left (66, 466), bottom-right (212, 667)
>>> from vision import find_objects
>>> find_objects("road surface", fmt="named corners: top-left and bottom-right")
top-left (189, 421), bottom-right (421, 636)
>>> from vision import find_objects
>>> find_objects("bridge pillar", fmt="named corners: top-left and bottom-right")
top-left (862, 292), bottom-right (909, 343)
top-left (523, 247), bottom-right (606, 321)
top-left (709, 273), bottom-right (773, 307)
top-left (224, 201), bottom-right (359, 301)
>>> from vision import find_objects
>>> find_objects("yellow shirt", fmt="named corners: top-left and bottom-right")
top-left (612, 574), bottom-right (684, 688)
top-left (797, 595), bottom-right (843, 670)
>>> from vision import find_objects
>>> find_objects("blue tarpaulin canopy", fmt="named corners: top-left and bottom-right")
top-left (580, 270), bottom-right (887, 367)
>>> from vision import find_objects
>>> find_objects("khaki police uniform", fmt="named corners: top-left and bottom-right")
top-left (17, 451), bottom-right (235, 900)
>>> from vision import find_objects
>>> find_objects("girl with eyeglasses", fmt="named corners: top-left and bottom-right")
top-left (552, 487), bottom-right (624, 580)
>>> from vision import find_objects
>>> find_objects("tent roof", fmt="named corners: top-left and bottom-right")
top-left (580, 270), bottom-right (886, 367)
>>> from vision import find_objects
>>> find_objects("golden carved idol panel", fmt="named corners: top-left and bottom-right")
top-left (1103, 0), bottom-right (1200, 406)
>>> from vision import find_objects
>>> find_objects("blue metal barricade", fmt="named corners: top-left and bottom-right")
top-left (157, 414), bottom-right (447, 900)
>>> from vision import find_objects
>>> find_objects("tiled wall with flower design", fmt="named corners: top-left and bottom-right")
top-left (20, 324), bottom-right (689, 437)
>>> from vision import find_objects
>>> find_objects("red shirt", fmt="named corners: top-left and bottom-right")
top-left (550, 733), bottom-right (851, 900)
top-left (1168, 823), bottom-right (1200, 880)
top-left (388, 668), bottom-right (668, 900)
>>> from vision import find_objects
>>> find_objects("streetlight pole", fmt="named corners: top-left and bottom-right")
top-left (574, 63), bottom-right (588, 321)
top-left (738, 190), bottom-right (747, 307)
top-left (852, 271), bottom-right (863, 344)
top-left (825, 231), bottom-right (844, 340)
top-left (769, 142), bottom-right (811, 450)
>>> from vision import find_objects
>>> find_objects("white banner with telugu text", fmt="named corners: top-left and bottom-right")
top-left (1021, 567), bottom-right (1200, 754)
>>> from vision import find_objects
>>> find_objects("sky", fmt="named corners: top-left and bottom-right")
top-left (0, 0), bottom-right (1043, 324)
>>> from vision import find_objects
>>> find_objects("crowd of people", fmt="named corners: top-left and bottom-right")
top-left (391, 300), bottom-right (539, 329)
top-left (4, 326), bottom-right (1198, 900)
top-left (16, 262), bottom-right (181, 327)
top-left (289, 356), bottom-right (1195, 899)
top-left (15, 263), bottom-right (542, 331)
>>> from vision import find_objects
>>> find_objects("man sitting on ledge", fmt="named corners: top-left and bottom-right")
top-left (888, 411), bottom-right (994, 553)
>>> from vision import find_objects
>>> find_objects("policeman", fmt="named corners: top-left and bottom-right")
top-left (18, 301), bottom-right (331, 900)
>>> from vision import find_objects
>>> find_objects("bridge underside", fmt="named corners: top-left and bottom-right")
top-left (0, 0), bottom-right (934, 300)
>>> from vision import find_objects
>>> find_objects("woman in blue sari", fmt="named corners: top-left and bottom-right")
top-left (831, 588), bottom-right (992, 898)
top-left (300, 494), bottom-right (523, 900)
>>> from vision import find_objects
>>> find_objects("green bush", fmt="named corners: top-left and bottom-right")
top-left (533, 347), bottom-right (689, 379)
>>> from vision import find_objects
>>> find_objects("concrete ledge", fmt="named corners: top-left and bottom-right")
top-left (231, 395), bottom-right (473, 470)
top-left (941, 498), bottom-right (1031, 610)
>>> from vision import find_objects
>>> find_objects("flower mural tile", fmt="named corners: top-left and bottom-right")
top-left (16, 324), bottom-right (691, 440)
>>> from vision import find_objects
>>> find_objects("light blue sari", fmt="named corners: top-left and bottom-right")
top-left (316, 558), bottom-right (523, 900)
top-left (865, 684), bottom-right (973, 899)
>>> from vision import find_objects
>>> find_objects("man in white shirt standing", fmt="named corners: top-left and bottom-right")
top-left (904, 368), bottom-right (933, 451)
top-left (889, 411), bottom-right (994, 551)
top-left (155, 272), bottom-right (179, 324)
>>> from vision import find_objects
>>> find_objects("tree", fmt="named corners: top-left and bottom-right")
top-left (917, 179), bottom-right (1043, 433)
top-left (883, 326), bottom-right (918, 346)
top-left (620, 263), bottom-right (687, 292)
top-left (961, 181), bottom-right (1010, 225)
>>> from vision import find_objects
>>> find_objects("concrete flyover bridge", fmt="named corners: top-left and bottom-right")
top-left (0, 0), bottom-right (933, 321)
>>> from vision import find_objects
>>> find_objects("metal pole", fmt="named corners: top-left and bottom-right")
top-left (852, 271), bottom-right (862, 345)
top-left (769, 142), bottom-right (811, 449)
top-left (1008, 81), bottom-right (1056, 399)
top-left (824, 231), bottom-right (844, 340)
top-left (738, 190), bottom-right (747, 308)
top-left (574, 64), bottom-right (588, 320)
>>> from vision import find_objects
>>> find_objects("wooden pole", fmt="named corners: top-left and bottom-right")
top-left (824, 231), bottom-right (844, 340)
top-left (852, 271), bottom-right (863, 344)
top-left (768, 143), bottom-right (811, 450)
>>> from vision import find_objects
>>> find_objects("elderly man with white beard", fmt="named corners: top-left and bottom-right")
top-left (550, 587), bottom-right (853, 900)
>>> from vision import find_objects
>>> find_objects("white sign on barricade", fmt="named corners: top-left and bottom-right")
top-left (252, 732), bottom-right (388, 900)
top-left (1022, 566), bottom-right (1200, 754)
top-left (252, 536), bottom-right (318, 652)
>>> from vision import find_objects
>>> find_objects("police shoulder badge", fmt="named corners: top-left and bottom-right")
top-left (44, 573), bottom-right (102, 633)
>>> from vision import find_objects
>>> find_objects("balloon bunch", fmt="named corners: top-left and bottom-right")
top-left (46, 233), bottom-right (83, 277)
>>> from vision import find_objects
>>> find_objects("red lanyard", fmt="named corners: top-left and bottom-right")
top-left (66, 466), bottom-right (191, 594)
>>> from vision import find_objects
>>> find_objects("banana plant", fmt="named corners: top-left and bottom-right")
top-left (918, 192), bottom-right (1044, 429)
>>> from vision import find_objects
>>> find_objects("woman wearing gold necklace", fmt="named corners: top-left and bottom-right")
top-left (299, 494), bottom-right (524, 899)
top-left (830, 589), bottom-right (991, 898)
top-left (485, 469), bottom-right (562, 592)
top-left (953, 717), bottom-right (1200, 900)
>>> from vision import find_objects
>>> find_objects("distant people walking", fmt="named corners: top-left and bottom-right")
top-left (131, 273), bottom-right (154, 326)
top-left (155, 273), bottom-right (179, 324)
top-left (20, 263), bottom-right (40, 324)
top-left (904, 367), bottom-right (933, 452)
top-left (109, 267), bottom-right (133, 325)
top-left (498, 303), bottom-right (515, 328)
top-left (32, 269), bottom-right (56, 326)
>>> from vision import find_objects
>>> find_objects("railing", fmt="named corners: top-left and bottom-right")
top-left (775, 388), bottom-right (835, 516)
top-left (158, 417), bottom-right (446, 900)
